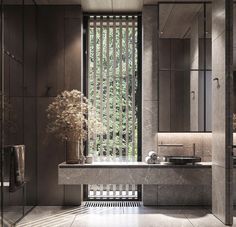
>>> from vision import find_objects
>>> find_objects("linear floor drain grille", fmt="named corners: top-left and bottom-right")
top-left (84, 201), bottom-right (141, 207)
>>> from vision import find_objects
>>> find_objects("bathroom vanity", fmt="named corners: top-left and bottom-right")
top-left (59, 162), bottom-right (213, 206)
top-left (58, 162), bottom-right (211, 185)
top-left (58, 162), bottom-right (236, 206)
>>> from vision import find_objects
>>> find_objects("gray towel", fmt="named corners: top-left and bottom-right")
top-left (8, 145), bottom-right (25, 192)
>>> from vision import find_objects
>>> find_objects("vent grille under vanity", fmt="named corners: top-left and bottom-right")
top-left (88, 184), bottom-right (139, 200)
top-left (84, 201), bottom-right (141, 207)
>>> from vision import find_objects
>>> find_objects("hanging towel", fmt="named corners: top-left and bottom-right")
top-left (8, 145), bottom-right (25, 192)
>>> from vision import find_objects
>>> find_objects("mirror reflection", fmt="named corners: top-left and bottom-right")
top-left (158, 3), bottom-right (212, 132)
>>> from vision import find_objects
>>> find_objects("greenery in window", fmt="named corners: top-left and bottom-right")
top-left (88, 19), bottom-right (138, 160)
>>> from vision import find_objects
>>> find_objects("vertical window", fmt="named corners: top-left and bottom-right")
top-left (88, 15), bottom-right (138, 162)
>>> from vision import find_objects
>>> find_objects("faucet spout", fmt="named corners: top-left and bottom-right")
top-left (193, 143), bottom-right (196, 157)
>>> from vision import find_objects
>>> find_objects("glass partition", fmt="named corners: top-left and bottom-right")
top-left (3, 3), bottom-right (25, 224)
top-left (0, 1), bottom-right (37, 225)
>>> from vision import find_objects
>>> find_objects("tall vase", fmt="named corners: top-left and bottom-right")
top-left (65, 141), bottom-right (85, 164)
top-left (66, 141), bottom-right (79, 164)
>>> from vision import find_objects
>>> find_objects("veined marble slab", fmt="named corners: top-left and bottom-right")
top-left (59, 161), bottom-right (212, 168)
top-left (58, 162), bottom-right (212, 185)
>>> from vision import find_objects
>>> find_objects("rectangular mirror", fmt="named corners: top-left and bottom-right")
top-left (158, 3), bottom-right (212, 132)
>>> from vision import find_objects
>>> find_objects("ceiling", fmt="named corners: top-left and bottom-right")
top-left (159, 4), bottom-right (201, 38)
top-left (159, 3), bottom-right (212, 38)
top-left (21, 0), bottom-right (212, 12)
top-left (4, 0), bottom-right (213, 38)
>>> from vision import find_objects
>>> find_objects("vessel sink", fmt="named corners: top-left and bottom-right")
top-left (163, 156), bottom-right (201, 165)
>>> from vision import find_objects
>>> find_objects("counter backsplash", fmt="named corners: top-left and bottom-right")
top-left (157, 133), bottom-right (212, 162)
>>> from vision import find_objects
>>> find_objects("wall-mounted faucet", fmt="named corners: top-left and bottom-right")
top-left (193, 143), bottom-right (196, 157)
top-left (158, 143), bottom-right (183, 147)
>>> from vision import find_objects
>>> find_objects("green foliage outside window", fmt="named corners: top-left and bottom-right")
top-left (88, 19), bottom-right (138, 161)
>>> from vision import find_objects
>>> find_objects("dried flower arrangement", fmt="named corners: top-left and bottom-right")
top-left (46, 90), bottom-right (105, 143)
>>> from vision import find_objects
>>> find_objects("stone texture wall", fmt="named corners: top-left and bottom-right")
top-left (211, 0), bottom-right (233, 225)
top-left (142, 5), bottom-right (158, 161)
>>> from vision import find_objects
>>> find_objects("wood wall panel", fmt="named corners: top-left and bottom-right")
top-left (24, 6), bottom-right (37, 97)
top-left (159, 71), bottom-right (170, 131)
top-left (159, 39), bottom-right (170, 70)
top-left (4, 6), bottom-right (23, 62)
top-left (199, 38), bottom-right (212, 70)
top-left (4, 54), bottom-right (10, 96)
top-left (3, 7), bottom-right (24, 220)
top-left (159, 39), bottom-right (190, 131)
top-left (10, 59), bottom-right (23, 97)
top-left (170, 71), bottom-right (190, 131)
top-left (65, 14), bottom-right (82, 90)
top-left (171, 39), bottom-right (190, 70)
top-left (4, 5), bottom-right (85, 206)
top-left (2, 4), bottom-right (38, 219)
top-left (37, 98), bottom-right (64, 205)
top-left (37, 7), bottom-right (65, 97)
top-left (36, 6), bottom-right (82, 205)
top-left (65, 5), bottom-right (82, 18)
top-left (24, 98), bottom-right (37, 205)
top-left (8, 97), bottom-right (24, 145)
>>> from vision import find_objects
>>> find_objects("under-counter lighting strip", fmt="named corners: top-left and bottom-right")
top-left (157, 132), bottom-right (212, 134)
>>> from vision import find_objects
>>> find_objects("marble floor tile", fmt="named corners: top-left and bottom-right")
top-left (17, 206), bottom-right (80, 227)
top-left (71, 213), bottom-right (193, 227)
top-left (123, 206), bottom-right (185, 215)
top-left (183, 209), bottom-right (227, 227)
top-left (16, 205), bottom-right (235, 227)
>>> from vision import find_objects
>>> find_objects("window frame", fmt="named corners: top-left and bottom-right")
top-left (82, 13), bottom-right (142, 201)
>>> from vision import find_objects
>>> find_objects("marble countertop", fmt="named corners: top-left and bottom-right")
top-left (59, 161), bottom-right (212, 168)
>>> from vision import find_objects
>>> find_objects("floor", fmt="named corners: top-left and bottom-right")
top-left (15, 204), bottom-right (236, 227)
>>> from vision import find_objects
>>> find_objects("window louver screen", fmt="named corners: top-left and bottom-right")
top-left (87, 15), bottom-right (139, 200)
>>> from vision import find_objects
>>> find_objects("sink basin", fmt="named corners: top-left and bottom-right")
top-left (163, 156), bottom-right (201, 165)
